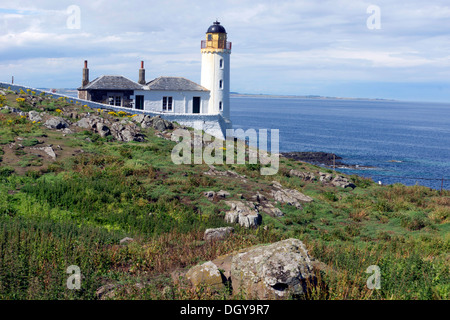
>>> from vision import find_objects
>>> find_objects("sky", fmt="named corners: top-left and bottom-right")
top-left (1, 0), bottom-right (450, 102)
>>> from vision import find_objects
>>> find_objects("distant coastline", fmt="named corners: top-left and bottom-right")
top-left (37, 88), bottom-right (395, 102)
top-left (230, 92), bottom-right (396, 102)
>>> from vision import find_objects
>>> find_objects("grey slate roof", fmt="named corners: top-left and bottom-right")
top-left (146, 77), bottom-right (209, 91)
top-left (79, 75), bottom-right (144, 90)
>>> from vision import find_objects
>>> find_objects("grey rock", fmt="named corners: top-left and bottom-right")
top-left (28, 110), bottom-right (42, 122)
top-left (289, 169), bottom-right (316, 181)
top-left (331, 175), bottom-right (356, 189)
top-left (271, 181), bottom-right (313, 209)
top-left (230, 238), bottom-right (315, 299)
top-left (119, 237), bottom-right (134, 245)
top-left (217, 190), bottom-right (230, 198)
top-left (185, 261), bottom-right (225, 291)
top-left (224, 200), bottom-right (262, 228)
top-left (204, 191), bottom-right (216, 199)
top-left (44, 117), bottom-right (69, 129)
top-left (204, 227), bottom-right (234, 242)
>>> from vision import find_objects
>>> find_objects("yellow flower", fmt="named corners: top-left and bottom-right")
top-left (55, 109), bottom-right (62, 113)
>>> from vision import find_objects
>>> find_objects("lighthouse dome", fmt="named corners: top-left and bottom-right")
top-left (207, 21), bottom-right (226, 33)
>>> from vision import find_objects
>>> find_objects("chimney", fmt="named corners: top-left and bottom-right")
top-left (82, 60), bottom-right (89, 87)
top-left (138, 60), bottom-right (146, 85)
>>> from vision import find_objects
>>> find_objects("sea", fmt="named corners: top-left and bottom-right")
top-left (60, 89), bottom-right (450, 190)
top-left (230, 96), bottom-right (450, 190)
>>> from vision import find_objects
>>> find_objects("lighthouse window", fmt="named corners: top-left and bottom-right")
top-left (208, 34), bottom-right (212, 41)
top-left (162, 96), bottom-right (173, 111)
top-left (220, 59), bottom-right (223, 68)
top-left (219, 80), bottom-right (223, 89)
top-left (219, 101), bottom-right (222, 110)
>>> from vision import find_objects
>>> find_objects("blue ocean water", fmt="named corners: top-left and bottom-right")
top-left (230, 96), bottom-right (450, 190)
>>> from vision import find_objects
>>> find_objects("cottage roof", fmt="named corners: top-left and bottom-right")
top-left (146, 77), bottom-right (209, 91)
top-left (79, 75), bottom-right (144, 90)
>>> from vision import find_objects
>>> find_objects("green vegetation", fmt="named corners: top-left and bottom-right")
top-left (0, 89), bottom-right (448, 300)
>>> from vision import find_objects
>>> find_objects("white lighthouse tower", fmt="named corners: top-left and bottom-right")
top-left (201, 21), bottom-right (232, 122)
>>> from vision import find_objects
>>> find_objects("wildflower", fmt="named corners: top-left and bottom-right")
top-left (55, 109), bottom-right (62, 113)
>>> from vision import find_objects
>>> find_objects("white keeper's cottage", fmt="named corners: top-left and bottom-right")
top-left (77, 21), bottom-right (232, 140)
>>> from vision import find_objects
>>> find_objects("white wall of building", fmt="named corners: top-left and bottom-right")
top-left (132, 90), bottom-right (210, 114)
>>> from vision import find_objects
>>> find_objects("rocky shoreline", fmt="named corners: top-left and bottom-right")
top-left (281, 151), bottom-right (374, 170)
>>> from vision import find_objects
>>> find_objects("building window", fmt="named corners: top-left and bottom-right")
top-left (115, 96), bottom-right (121, 106)
top-left (108, 95), bottom-right (122, 107)
top-left (219, 101), bottom-right (222, 111)
top-left (162, 96), bottom-right (173, 111)
top-left (219, 80), bottom-right (223, 89)
top-left (220, 59), bottom-right (223, 69)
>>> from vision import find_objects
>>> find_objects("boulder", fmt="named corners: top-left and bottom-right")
top-left (224, 200), bottom-right (262, 228)
top-left (183, 238), bottom-right (317, 299)
top-left (28, 110), bottom-right (42, 122)
top-left (319, 172), bottom-right (334, 182)
top-left (44, 117), bottom-right (69, 129)
top-left (75, 117), bottom-right (92, 129)
top-left (95, 122), bottom-right (111, 138)
top-left (204, 227), bottom-right (234, 242)
top-left (230, 238), bottom-right (315, 299)
top-left (257, 202), bottom-right (284, 217)
top-left (217, 190), bottom-right (230, 199)
top-left (271, 181), bottom-right (313, 209)
top-left (185, 261), bottom-right (225, 291)
top-left (204, 191), bottom-right (216, 200)
top-left (119, 237), bottom-right (134, 245)
top-left (289, 169), bottom-right (316, 181)
top-left (331, 175), bottom-right (356, 189)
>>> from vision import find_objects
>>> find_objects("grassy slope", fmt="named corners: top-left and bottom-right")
top-left (0, 89), bottom-right (448, 300)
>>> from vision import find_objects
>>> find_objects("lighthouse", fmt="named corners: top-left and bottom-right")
top-left (201, 21), bottom-right (232, 121)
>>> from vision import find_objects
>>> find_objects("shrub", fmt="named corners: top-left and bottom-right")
top-left (400, 212), bottom-right (429, 231)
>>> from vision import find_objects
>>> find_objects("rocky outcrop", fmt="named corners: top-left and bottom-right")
top-left (250, 191), bottom-right (284, 217)
top-left (319, 172), bottom-right (356, 189)
top-left (76, 115), bottom-right (145, 142)
top-left (331, 175), bottom-right (356, 189)
top-left (224, 200), bottom-right (262, 229)
top-left (203, 165), bottom-right (247, 183)
top-left (204, 190), bottom-right (230, 201)
top-left (289, 169), bottom-right (316, 181)
top-left (204, 227), bottom-right (234, 242)
top-left (184, 238), bottom-right (316, 299)
top-left (44, 116), bottom-right (69, 129)
top-left (132, 114), bottom-right (174, 131)
top-left (28, 110), bottom-right (42, 122)
top-left (271, 181), bottom-right (313, 209)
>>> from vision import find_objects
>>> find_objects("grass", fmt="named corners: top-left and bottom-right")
top-left (0, 89), bottom-right (448, 300)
